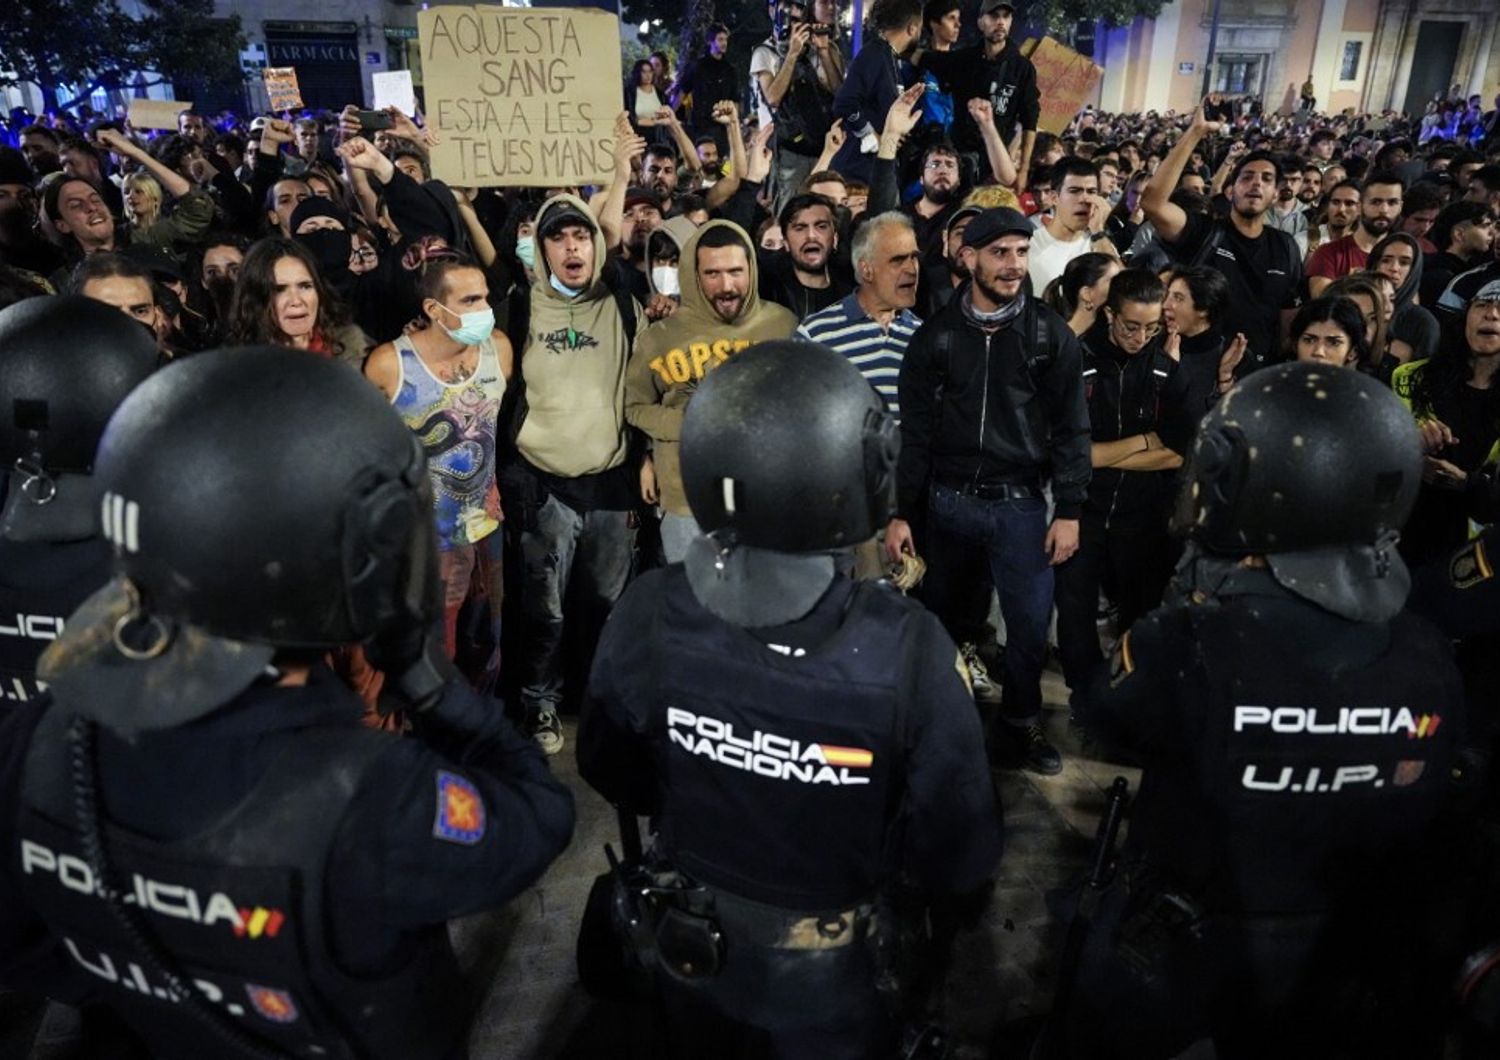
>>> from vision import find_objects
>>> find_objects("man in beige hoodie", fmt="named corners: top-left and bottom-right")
top-left (627, 219), bottom-right (798, 560)
top-left (511, 194), bottom-right (641, 754)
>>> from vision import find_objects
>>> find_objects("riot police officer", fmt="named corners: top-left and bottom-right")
top-left (0, 296), bottom-right (157, 708)
top-left (0, 349), bottom-right (575, 1059)
top-left (1068, 362), bottom-right (1465, 1058)
top-left (578, 339), bottom-right (1002, 1058)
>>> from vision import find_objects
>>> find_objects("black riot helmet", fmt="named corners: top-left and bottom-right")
top-left (0, 295), bottom-right (158, 543)
top-left (40, 348), bottom-right (439, 737)
top-left (0, 294), bottom-right (157, 475)
top-left (682, 339), bottom-right (898, 553)
top-left (1174, 362), bottom-right (1421, 553)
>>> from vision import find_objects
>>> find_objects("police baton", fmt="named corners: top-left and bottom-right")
top-left (1038, 776), bottom-right (1130, 1059)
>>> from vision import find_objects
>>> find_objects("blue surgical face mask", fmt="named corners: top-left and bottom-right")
top-left (439, 303), bottom-right (496, 346)
top-left (550, 272), bottom-right (583, 299)
top-left (516, 235), bottom-right (536, 271)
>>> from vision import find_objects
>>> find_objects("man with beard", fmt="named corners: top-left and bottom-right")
top-left (1027, 156), bottom-right (1117, 295)
top-left (1308, 172), bottom-right (1404, 296)
top-left (917, 0), bottom-right (1040, 189)
top-left (176, 109), bottom-right (211, 146)
top-left (921, 203), bottom-right (980, 316)
top-left (627, 221), bottom-right (797, 560)
top-left (889, 207), bottom-right (1090, 774)
top-left (904, 141), bottom-right (964, 261)
top-left (1143, 96), bottom-right (1303, 378)
top-left (1299, 162), bottom-right (1323, 206)
top-left (0, 148), bottom-right (64, 278)
top-left (19, 125), bottom-right (60, 177)
top-left (1308, 177), bottom-right (1361, 256)
top-left (642, 144), bottom-right (685, 217)
top-left (758, 191), bottom-right (854, 318)
top-left (1263, 157), bottom-right (1309, 256)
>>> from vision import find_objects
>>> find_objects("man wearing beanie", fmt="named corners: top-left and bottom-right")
top-left (888, 206), bottom-right (1090, 775)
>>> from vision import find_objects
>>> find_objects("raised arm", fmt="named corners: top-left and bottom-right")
top-left (592, 116), bottom-right (646, 252)
top-left (761, 26), bottom-right (810, 110)
top-left (967, 98), bottom-right (1017, 188)
top-left (1142, 97), bottom-right (1224, 244)
top-left (659, 109), bottom-right (702, 176)
top-left (95, 129), bottom-right (191, 200)
top-left (704, 101), bottom-right (744, 211)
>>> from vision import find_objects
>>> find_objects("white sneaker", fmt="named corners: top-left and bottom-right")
top-left (959, 642), bottom-right (1003, 706)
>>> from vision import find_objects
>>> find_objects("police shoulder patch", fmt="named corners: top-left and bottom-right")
top-left (1450, 538), bottom-right (1494, 590)
top-left (433, 769), bottom-right (486, 845)
top-left (1108, 631), bottom-right (1136, 689)
top-left (245, 984), bottom-right (299, 1024)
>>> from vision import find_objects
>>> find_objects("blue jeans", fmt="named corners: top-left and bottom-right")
top-left (928, 484), bottom-right (1053, 724)
top-left (518, 493), bottom-right (636, 717)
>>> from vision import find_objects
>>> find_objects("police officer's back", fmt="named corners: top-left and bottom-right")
top-left (1072, 363), bottom-right (1464, 1058)
top-left (578, 340), bottom-right (1002, 1058)
top-left (0, 296), bottom-right (156, 709)
top-left (0, 349), bottom-right (575, 1059)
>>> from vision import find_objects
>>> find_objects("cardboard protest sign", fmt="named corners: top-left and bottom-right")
top-left (1020, 38), bottom-right (1102, 136)
top-left (128, 98), bottom-right (192, 131)
top-left (263, 67), bottom-right (304, 112)
top-left (372, 70), bottom-right (417, 116)
top-left (418, 5), bottom-right (620, 187)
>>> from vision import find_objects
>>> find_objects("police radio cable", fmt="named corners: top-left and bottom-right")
top-left (69, 715), bottom-right (294, 1060)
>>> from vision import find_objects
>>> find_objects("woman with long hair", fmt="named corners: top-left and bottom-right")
top-left (123, 171), bottom-right (163, 234)
top-left (1366, 231), bottom-right (1440, 367)
top-left (1322, 274), bottom-right (1390, 376)
top-left (625, 59), bottom-right (667, 140)
top-left (1288, 296), bottom-right (1372, 370)
top-left (225, 237), bottom-right (369, 366)
top-left (1391, 289), bottom-right (1500, 563)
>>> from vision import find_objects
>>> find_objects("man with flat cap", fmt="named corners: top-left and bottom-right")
top-left (888, 206), bottom-right (1090, 775)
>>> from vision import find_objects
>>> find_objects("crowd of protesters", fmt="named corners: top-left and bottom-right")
top-left (3, 0), bottom-right (1500, 1054)
top-left (1, 0), bottom-right (1498, 772)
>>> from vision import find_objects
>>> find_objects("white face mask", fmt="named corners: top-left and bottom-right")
top-left (651, 265), bottom-right (680, 297)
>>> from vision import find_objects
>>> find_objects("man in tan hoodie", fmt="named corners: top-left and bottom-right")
top-left (627, 219), bottom-right (798, 560)
top-left (511, 194), bottom-right (641, 754)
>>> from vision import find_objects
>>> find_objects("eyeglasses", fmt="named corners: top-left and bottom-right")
top-left (924, 159), bottom-right (958, 171)
top-left (1113, 319), bottom-right (1162, 338)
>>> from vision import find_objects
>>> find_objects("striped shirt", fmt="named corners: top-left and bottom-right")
top-left (797, 293), bottom-right (921, 422)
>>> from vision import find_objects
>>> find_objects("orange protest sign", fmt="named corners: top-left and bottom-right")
top-left (1020, 38), bottom-right (1102, 135)
top-left (263, 67), bottom-right (304, 112)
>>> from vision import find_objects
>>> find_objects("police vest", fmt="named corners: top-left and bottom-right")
top-left (0, 537), bottom-right (110, 709)
top-left (649, 569), bottom-right (920, 912)
top-left (17, 706), bottom-right (468, 1060)
top-left (1133, 600), bottom-right (1461, 915)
